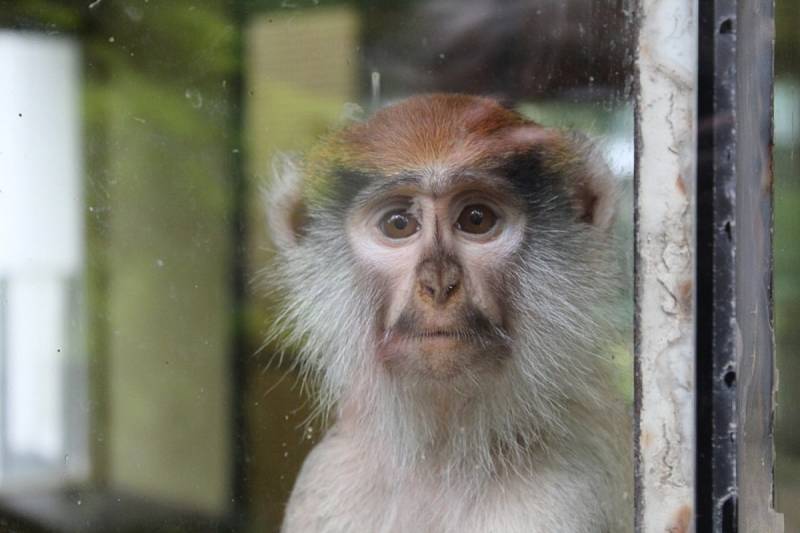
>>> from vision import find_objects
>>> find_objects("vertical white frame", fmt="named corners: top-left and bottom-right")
top-left (635, 0), bottom-right (697, 530)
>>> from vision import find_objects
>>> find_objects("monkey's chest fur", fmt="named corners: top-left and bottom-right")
top-left (281, 423), bottom-right (625, 533)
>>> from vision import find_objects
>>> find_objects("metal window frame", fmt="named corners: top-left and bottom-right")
top-left (636, 0), bottom-right (782, 531)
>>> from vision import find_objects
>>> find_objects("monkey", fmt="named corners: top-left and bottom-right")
top-left (265, 94), bottom-right (631, 533)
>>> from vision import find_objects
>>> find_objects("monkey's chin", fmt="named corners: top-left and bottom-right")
top-left (377, 335), bottom-right (508, 381)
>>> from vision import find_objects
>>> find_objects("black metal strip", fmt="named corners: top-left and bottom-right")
top-left (697, 0), bottom-right (739, 532)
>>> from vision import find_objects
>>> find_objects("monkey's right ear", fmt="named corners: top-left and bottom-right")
top-left (264, 154), bottom-right (308, 251)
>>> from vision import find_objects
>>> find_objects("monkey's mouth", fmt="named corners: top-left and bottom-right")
top-left (376, 308), bottom-right (510, 375)
top-left (376, 325), bottom-right (511, 379)
top-left (378, 324), bottom-right (508, 356)
top-left (377, 329), bottom-right (465, 354)
top-left (408, 329), bottom-right (460, 339)
top-left (384, 327), bottom-right (482, 347)
top-left (400, 330), bottom-right (470, 352)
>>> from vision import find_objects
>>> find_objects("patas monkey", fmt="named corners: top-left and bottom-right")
top-left (266, 94), bottom-right (631, 533)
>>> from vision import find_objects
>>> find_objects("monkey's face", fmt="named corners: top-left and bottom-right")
top-left (347, 178), bottom-right (525, 379)
top-left (266, 94), bottom-right (616, 399)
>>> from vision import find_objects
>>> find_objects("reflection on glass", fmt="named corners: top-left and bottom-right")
top-left (0, 33), bottom-right (88, 487)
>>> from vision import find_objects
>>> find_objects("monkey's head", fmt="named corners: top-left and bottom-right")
top-left (266, 94), bottom-right (617, 456)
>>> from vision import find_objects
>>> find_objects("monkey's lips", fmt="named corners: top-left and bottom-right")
top-left (405, 329), bottom-right (465, 348)
top-left (377, 328), bottom-right (508, 379)
top-left (381, 329), bottom-right (466, 351)
top-left (408, 329), bottom-right (461, 340)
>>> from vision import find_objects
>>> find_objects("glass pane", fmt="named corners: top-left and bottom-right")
top-left (0, 1), bottom-right (636, 531)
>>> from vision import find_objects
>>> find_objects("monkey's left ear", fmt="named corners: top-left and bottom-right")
top-left (569, 145), bottom-right (618, 232)
top-left (504, 125), bottom-right (617, 231)
top-left (264, 154), bottom-right (309, 251)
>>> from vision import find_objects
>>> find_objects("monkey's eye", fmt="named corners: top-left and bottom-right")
top-left (455, 204), bottom-right (497, 235)
top-left (379, 210), bottom-right (420, 239)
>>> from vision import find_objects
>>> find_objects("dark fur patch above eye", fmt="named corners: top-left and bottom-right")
top-left (496, 151), bottom-right (562, 206)
top-left (330, 169), bottom-right (426, 214)
top-left (328, 167), bottom-right (374, 211)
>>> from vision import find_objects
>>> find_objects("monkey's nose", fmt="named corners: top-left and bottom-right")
top-left (417, 258), bottom-right (462, 306)
top-left (419, 280), bottom-right (459, 304)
